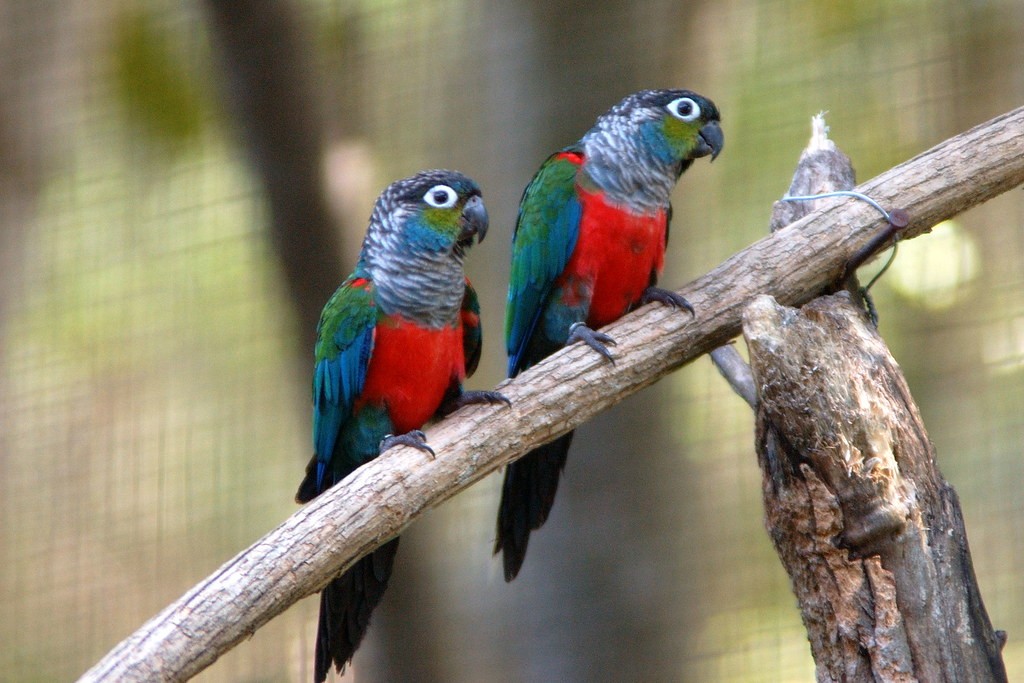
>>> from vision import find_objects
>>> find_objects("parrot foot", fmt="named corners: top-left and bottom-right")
top-left (641, 286), bottom-right (695, 315)
top-left (380, 430), bottom-right (435, 458)
top-left (441, 390), bottom-right (511, 417)
top-left (567, 322), bottom-right (617, 364)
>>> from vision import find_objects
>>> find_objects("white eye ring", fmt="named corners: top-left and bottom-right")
top-left (667, 97), bottom-right (701, 122)
top-left (423, 184), bottom-right (458, 208)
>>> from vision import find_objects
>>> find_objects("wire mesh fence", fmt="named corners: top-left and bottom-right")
top-left (1, 0), bottom-right (1022, 681)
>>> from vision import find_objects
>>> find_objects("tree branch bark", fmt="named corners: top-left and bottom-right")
top-left (78, 107), bottom-right (1024, 682)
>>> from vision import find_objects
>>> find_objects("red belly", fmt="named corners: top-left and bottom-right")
top-left (358, 317), bottom-right (465, 434)
top-left (565, 188), bottom-right (667, 328)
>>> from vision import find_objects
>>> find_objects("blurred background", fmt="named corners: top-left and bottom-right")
top-left (1, 0), bottom-right (1022, 681)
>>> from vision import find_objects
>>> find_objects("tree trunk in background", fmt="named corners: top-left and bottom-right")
top-left (202, 6), bottom-right (420, 678)
top-left (202, 0), bottom-right (345, 354)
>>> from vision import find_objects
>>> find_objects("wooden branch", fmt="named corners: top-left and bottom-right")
top-left (745, 293), bottom-right (1007, 681)
top-left (78, 107), bottom-right (1024, 682)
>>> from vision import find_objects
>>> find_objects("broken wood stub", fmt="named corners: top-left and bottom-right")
top-left (743, 293), bottom-right (1007, 682)
top-left (769, 114), bottom-right (857, 234)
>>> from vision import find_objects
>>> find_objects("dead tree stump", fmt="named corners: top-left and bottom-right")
top-left (744, 293), bottom-right (1006, 681)
top-left (709, 115), bottom-right (1008, 681)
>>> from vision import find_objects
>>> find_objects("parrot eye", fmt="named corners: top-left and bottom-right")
top-left (423, 184), bottom-right (459, 209)
top-left (667, 97), bottom-right (701, 123)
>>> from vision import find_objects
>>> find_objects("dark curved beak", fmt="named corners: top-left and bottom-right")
top-left (459, 194), bottom-right (489, 245)
top-left (693, 120), bottom-right (724, 161)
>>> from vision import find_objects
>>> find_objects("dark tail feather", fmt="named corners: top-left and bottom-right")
top-left (494, 431), bottom-right (573, 581)
top-left (296, 454), bottom-right (322, 504)
top-left (313, 538), bottom-right (401, 682)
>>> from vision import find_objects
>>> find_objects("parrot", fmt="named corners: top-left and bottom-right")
top-left (496, 89), bottom-right (724, 581)
top-left (295, 169), bottom-right (507, 681)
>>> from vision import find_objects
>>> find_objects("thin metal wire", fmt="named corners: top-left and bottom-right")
top-left (864, 243), bottom-right (898, 291)
top-left (780, 190), bottom-right (892, 222)
top-left (780, 190), bottom-right (898, 293)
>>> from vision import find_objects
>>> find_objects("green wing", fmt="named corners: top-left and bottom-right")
top-left (505, 148), bottom-right (583, 375)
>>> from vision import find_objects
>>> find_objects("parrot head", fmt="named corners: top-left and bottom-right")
top-left (367, 169), bottom-right (488, 259)
top-left (581, 89), bottom-right (723, 209)
top-left (604, 89), bottom-right (722, 163)
top-left (361, 169), bottom-right (488, 325)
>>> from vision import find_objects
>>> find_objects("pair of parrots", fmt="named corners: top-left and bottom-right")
top-left (295, 88), bottom-right (724, 681)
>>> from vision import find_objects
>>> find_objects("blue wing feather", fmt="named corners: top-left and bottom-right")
top-left (506, 148), bottom-right (583, 376)
top-left (311, 277), bottom-right (377, 491)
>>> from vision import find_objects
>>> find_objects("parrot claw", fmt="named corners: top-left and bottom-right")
top-left (567, 322), bottom-right (617, 364)
top-left (641, 286), bottom-right (695, 316)
top-left (440, 390), bottom-right (511, 417)
top-left (380, 430), bottom-right (435, 458)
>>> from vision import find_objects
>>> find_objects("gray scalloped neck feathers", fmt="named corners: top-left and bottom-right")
top-left (580, 99), bottom-right (683, 213)
top-left (359, 202), bottom-right (466, 330)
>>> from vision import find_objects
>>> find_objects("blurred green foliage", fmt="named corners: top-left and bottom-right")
top-left (110, 8), bottom-right (211, 149)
